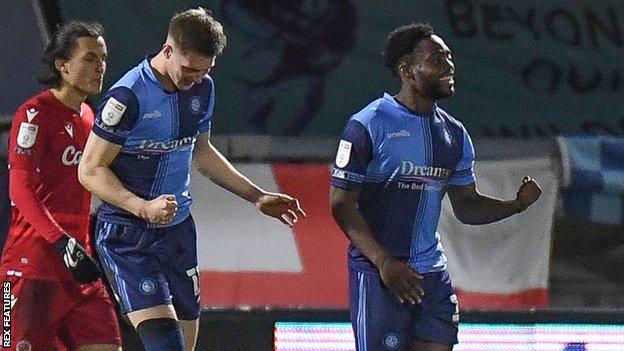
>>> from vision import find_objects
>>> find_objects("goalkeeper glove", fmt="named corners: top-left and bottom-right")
top-left (55, 235), bottom-right (101, 283)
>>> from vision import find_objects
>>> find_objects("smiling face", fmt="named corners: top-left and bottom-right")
top-left (401, 35), bottom-right (455, 100)
top-left (55, 36), bottom-right (107, 95)
top-left (163, 41), bottom-right (215, 91)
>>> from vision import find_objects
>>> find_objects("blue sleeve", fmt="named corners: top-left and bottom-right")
top-left (331, 119), bottom-right (373, 190)
top-left (449, 127), bottom-right (476, 185)
top-left (198, 79), bottom-right (214, 134)
top-left (93, 87), bottom-right (140, 145)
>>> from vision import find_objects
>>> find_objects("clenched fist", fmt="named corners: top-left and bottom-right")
top-left (515, 176), bottom-right (542, 211)
top-left (138, 194), bottom-right (178, 225)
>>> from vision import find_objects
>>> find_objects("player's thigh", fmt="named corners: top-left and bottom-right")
top-left (179, 319), bottom-right (199, 351)
top-left (127, 304), bottom-right (178, 328)
top-left (57, 282), bottom-right (122, 350)
top-left (409, 339), bottom-right (453, 351)
top-left (414, 271), bottom-right (459, 346)
top-left (167, 217), bottom-right (201, 321)
top-left (96, 220), bottom-right (175, 317)
top-left (349, 267), bottom-right (419, 351)
top-left (168, 264), bottom-right (201, 322)
top-left (7, 277), bottom-right (60, 348)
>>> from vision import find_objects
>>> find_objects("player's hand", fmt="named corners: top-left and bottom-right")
top-left (515, 176), bottom-right (542, 211)
top-left (55, 235), bottom-right (102, 284)
top-left (255, 192), bottom-right (306, 227)
top-left (139, 194), bottom-right (178, 224)
top-left (378, 257), bottom-right (424, 305)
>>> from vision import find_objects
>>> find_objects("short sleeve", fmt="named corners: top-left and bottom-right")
top-left (198, 80), bottom-right (214, 135)
top-left (331, 119), bottom-right (373, 190)
top-left (93, 86), bottom-right (140, 145)
top-left (449, 127), bottom-right (476, 185)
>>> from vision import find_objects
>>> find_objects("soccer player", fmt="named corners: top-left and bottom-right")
top-left (78, 8), bottom-right (306, 351)
top-left (1, 22), bottom-right (121, 350)
top-left (329, 24), bottom-right (542, 351)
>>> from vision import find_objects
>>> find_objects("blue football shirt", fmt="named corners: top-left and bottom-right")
top-left (93, 56), bottom-right (214, 227)
top-left (331, 93), bottom-right (475, 273)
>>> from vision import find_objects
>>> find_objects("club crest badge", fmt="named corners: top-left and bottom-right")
top-left (140, 278), bottom-right (156, 295)
top-left (383, 333), bottom-right (400, 349)
top-left (190, 96), bottom-right (202, 114)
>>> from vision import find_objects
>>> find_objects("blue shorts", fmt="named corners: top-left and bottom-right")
top-left (95, 215), bottom-right (201, 320)
top-left (349, 265), bottom-right (459, 350)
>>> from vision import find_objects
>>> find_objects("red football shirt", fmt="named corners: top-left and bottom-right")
top-left (1, 90), bottom-right (94, 281)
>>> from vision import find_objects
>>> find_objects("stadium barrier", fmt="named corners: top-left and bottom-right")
top-left (119, 308), bottom-right (624, 350)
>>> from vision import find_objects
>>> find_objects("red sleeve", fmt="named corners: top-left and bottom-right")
top-left (8, 104), bottom-right (65, 243)
top-left (9, 170), bottom-right (65, 243)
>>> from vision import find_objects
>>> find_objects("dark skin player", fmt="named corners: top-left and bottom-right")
top-left (330, 34), bottom-right (542, 351)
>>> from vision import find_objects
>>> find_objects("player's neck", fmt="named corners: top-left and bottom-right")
top-left (50, 85), bottom-right (86, 112)
top-left (394, 89), bottom-right (435, 116)
top-left (150, 51), bottom-right (176, 92)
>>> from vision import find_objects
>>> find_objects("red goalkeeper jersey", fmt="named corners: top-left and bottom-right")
top-left (1, 90), bottom-right (94, 281)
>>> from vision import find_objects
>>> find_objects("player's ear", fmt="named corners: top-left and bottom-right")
top-left (398, 61), bottom-right (412, 82)
top-left (163, 43), bottom-right (173, 59)
top-left (55, 59), bottom-right (68, 75)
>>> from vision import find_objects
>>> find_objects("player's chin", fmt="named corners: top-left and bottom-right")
top-left (88, 79), bottom-right (103, 94)
top-left (176, 81), bottom-right (195, 91)
top-left (85, 82), bottom-right (103, 95)
top-left (436, 86), bottom-right (454, 99)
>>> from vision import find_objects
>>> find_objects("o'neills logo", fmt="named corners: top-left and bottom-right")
top-left (387, 129), bottom-right (411, 138)
top-left (400, 161), bottom-right (451, 179)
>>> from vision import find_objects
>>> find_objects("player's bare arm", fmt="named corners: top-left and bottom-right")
top-left (193, 132), bottom-right (305, 226)
top-left (79, 132), bottom-right (178, 225)
top-left (447, 177), bottom-right (542, 225)
top-left (330, 186), bottom-right (424, 305)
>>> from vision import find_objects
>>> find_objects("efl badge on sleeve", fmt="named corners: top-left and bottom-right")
top-left (17, 122), bottom-right (38, 148)
top-left (102, 97), bottom-right (127, 126)
top-left (335, 139), bottom-right (352, 168)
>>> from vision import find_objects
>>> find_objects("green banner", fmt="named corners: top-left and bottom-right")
top-left (59, 0), bottom-right (624, 137)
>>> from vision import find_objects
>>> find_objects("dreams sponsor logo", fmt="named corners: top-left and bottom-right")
top-left (400, 161), bottom-right (451, 179)
top-left (138, 136), bottom-right (195, 153)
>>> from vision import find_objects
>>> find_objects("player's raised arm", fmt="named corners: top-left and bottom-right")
top-left (444, 117), bottom-right (542, 224)
top-left (447, 177), bottom-right (542, 225)
top-left (192, 132), bottom-right (305, 226)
